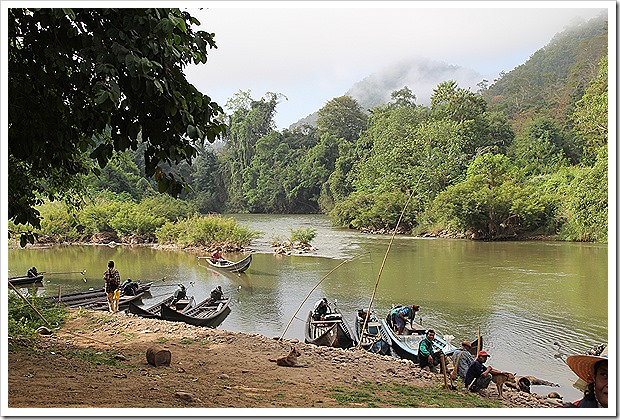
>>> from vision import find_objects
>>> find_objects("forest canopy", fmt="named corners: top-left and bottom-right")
top-left (8, 10), bottom-right (608, 245)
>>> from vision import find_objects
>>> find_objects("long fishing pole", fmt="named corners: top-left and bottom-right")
top-left (279, 255), bottom-right (362, 341)
top-left (357, 171), bottom-right (425, 349)
top-left (40, 270), bottom-right (87, 276)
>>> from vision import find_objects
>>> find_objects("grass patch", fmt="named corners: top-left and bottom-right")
top-left (329, 382), bottom-right (503, 408)
top-left (62, 348), bottom-right (121, 367)
top-left (179, 338), bottom-right (197, 345)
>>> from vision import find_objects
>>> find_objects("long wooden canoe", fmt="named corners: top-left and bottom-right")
top-left (128, 295), bottom-right (195, 319)
top-left (204, 254), bottom-right (252, 273)
top-left (160, 297), bottom-right (231, 328)
top-left (8, 275), bottom-right (44, 286)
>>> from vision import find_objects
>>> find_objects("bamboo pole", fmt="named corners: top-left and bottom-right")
top-left (279, 256), bottom-right (361, 341)
top-left (477, 326), bottom-right (481, 355)
top-left (8, 281), bottom-right (52, 327)
top-left (357, 171), bottom-right (425, 349)
top-left (441, 353), bottom-right (448, 389)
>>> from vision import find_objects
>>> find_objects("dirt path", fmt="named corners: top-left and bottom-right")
top-left (7, 310), bottom-right (563, 411)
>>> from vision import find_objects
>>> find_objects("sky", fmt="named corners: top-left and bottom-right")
top-left (184, 1), bottom-right (609, 129)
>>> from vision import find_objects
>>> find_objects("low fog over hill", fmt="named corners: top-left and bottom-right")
top-left (290, 58), bottom-right (483, 129)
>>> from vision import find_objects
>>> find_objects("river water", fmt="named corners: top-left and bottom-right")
top-left (7, 214), bottom-right (610, 402)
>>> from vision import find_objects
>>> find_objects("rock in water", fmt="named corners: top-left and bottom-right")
top-left (146, 346), bottom-right (171, 367)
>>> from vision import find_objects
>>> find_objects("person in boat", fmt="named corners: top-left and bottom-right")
top-left (103, 260), bottom-right (121, 313)
top-left (172, 284), bottom-right (187, 304)
top-left (27, 266), bottom-right (39, 278)
top-left (120, 279), bottom-right (139, 296)
top-left (312, 298), bottom-right (331, 321)
top-left (451, 341), bottom-right (475, 381)
top-left (464, 350), bottom-right (504, 393)
top-left (389, 304), bottom-right (419, 334)
top-left (210, 285), bottom-right (224, 302)
top-left (418, 329), bottom-right (441, 373)
top-left (211, 248), bottom-right (224, 263)
top-left (564, 352), bottom-right (608, 408)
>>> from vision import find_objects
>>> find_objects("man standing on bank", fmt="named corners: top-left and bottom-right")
top-left (104, 260), bottom-right (121, 313)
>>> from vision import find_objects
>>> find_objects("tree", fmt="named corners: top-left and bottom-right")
top-left (9, 8), bottom-right (227, 243)
top-left (316, 96), bottom-right (367, 142)
top-left (572, 56), bottom-right (608, 154)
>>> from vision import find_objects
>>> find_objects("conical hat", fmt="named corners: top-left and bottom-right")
top-left (566, 353), bottom-right (608, 383)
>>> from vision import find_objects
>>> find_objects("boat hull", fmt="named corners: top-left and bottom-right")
top-left (206, 254), bottom-right (252, 273)
top-left (381, 319), bottom-right (481, 363)
top-left (8, 275), bottom-right (44, 286)
top-left (160, 298), bottom-right (231, 328)
top-left (305, 311), bottom-right (355, 349)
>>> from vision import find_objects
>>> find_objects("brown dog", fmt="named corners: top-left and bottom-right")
top-left (269, 346), bottom-right (306, 367)
top-left (491, 372), bottom-right (516, 398)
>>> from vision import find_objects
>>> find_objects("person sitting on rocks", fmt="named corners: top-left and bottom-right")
top-left (465, 350), bottom-right (503, 393)
top-left (451, 341), bottom-right (475, 381)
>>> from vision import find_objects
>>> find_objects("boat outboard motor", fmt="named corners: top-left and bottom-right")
top-left (27, 267), bottom-right (38, 278)
top-left (172, 284), bottom-right (186, 304)
top-left (210, 285), bottom-right (223, 301)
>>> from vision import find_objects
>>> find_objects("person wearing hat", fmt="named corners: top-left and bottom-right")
top-left (451, 341), bottom-right (475, 380)
top-left (464, 350), bottom-right (506, 393)
top-left (565, 353), bottom-right (608, 408)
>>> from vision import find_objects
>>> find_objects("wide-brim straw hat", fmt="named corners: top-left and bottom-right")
top-left (566, 354), bottom-right (608, 383)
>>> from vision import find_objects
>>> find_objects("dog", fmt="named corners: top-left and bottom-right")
top-left (491, 372), bottom-right (516, 398)
top-left (269, 346), bottom-right (306, 367)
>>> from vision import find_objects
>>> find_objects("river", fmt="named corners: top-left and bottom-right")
top-left (7, 214), bottom-right (609, 402)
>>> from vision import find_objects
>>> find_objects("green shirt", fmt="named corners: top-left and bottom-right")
top-left (418, 337), bottom-right (434, 358)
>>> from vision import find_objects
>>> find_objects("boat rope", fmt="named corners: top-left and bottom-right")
top-left (278, 255), bottom-right (363, 342)
top-left (357, 171), bottom-right (425, 350)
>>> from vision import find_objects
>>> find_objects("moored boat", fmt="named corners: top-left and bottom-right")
top-left (8, 274), bottom-right (44, 286)
top-left (203, 254), bottom-right (252, 273)
top-left (305, 310), bottom-right (355, 349)
top-left (49, 281), bottom-right (152, 306)
top-left (381, 313), bottom-right (481, 363)
top-left (353, 309), bottom-right (392, 355)
top-left (160, 296), bottom-right (231, 328)
top-left (128, 294), bottom-right (195, 319)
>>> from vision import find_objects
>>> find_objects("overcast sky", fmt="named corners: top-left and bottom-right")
top-left (186, 3), bottom-right (608, 129)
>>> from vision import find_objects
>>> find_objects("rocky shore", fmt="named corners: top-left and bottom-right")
top-left (8, 309), bottom-right (564, 410)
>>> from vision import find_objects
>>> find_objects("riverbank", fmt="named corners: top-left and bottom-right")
top-left (7, 309), bottom-right (564, 410)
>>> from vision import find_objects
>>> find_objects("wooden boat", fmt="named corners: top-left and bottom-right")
top-left (353, 309), bottom-right (392, 355)
top-left (128, 295), bottom-right (195, 319)
top-left (305, 311), bottom-right (355, 349)
top-left (381, 315), bottom-right (481, 363)
top-left (8, 274), bottom-right (44, 286)
top-left (49, 281), bottom-right (152, 305)
top-left (204, 254), bottom-right (252, 273)
top-left (160, 297), bottom-right (231, 328)
top-left (75, 292), bottom-right (145, 311)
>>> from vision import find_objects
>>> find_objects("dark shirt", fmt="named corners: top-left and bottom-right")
top-left (465, 359), bottom-right (486, 387)
top-left (104, 268), bottom-right (121, 293)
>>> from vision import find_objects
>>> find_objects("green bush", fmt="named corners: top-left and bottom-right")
top-left (289, 227), bottom-right (317, 244)
top-left (8, 292), bottom-right (68, 340)
top-left (155, 214), bottom-right (261, 248)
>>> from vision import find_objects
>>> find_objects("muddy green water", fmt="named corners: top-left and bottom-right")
top-left (7, 214), bottom-right (609, 402)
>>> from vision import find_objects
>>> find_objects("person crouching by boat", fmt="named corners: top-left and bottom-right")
top-left (389, 305), bottom-right (419, 334)
top-left (464, 350), bottom-right (502, 393)
top-left (211, 248), bottom-right (223, 263)
top-left (103, 260), bottom-right (121, 313)
top-left (312, 298), bottom-right (331, 321)
top-left (564, 352), bottom-right (608, 408)
top-left (418, 329), bottom-right (441, 373)
top-left (27, 266), bottom-right (39, 278)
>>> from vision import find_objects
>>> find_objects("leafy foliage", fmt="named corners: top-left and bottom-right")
top-left (289, 227), bottom-right (317, 245)
top-left (155, 214), bottom-right (261, 248)
top-left (9, 8), bottom-right (226, 240)
top-left (8, 293), bottom-right (68, 340)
